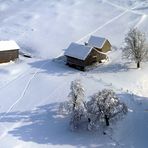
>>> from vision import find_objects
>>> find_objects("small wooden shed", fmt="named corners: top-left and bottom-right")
top-left (0, 40), bottom-right (20, 63)
top-left (87, 36), bottom-right (111, 53)
top-left (64, 43), bottom-right (107, 71)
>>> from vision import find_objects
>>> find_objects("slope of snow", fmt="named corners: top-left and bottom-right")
top-left (0, 0), bottom-right (123, 58)
top-left (0, 0), bottom-right (148, 148)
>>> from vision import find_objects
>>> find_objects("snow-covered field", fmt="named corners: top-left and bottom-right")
top-left (0, 0), bottom-right (148, 148)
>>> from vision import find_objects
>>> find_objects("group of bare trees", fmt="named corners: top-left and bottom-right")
top-left (122, 28), bottom-right (148, 68)
top-left (59, 79), bottom-right (128, 131)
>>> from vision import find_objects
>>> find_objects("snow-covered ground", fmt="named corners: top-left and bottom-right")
top-left (0, 0), bottom-right (148, 148)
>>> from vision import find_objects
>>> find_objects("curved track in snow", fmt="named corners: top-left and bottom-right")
top-left (76, 0), bottom-right (148, 44)
top-left (76, 10), bottom-right (128, 43)
top-left (0, 59), bottom-right (51, 120)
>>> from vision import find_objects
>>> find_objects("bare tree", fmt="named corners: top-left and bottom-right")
top-left (86, 89), bottom-right (127, 130)
top-left (123, 28), bottom-right (148, 68)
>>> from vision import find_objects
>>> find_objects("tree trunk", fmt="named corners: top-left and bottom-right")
top-left (105, 115), bottom-right (109, 126)
top-left (73, 103), bottom-right (75, 111)
top-left (137, 61), bottom-right (140, 68)
top-left (88, 118), bottom-right (91, 123)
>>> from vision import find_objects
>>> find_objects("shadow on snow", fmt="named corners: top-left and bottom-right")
top-left (0, 103), bottom-right (111, 148)
top-left (28, 59), bottom-right (82, 76)
top-left (113, 93), bottom-right (148, 148)
top-left (28, 58), bottom-right (130, 76)
top-left (0, 94), bottom-right (147, 147)
top-left (90, 63), bottom-right (129, 73)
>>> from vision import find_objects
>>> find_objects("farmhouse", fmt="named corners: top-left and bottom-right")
top-left (64, 42), bottom-right (107, 71)
top-left (0, 40), bottom-right (20, 63)
top-left (87, 36), bottom-right (111, 53)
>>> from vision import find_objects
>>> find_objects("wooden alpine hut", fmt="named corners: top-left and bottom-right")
top-left (64, 42), bottom-right (107, 71)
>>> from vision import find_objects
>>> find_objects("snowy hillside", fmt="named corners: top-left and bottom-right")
top-left (0, 0), bottom-right (148, 148)
top-left (0, 0), bottom-right (147, 58)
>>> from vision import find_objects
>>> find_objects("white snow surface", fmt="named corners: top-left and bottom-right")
top-left (64, 42), bottom-right (93, 60)
top-left (0, 40), bottom-right (20, 51)
top-left (87, 36), bottom-right (107, 49)
top-left (0, 0), bottom-right (148, 148)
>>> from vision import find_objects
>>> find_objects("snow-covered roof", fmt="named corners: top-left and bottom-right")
top-left (88, 36), bottom-right (107, 48)
top-left (0, 40), bottom-right (20, 51)
top-left (64, 42), bottom-right (93, 60)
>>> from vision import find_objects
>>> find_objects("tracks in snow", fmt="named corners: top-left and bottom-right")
top-left (0, 69), bottom-right (28, 91)
top-left (0, 59), bottom-right (51, 140)
top-left (76, 10), bottom-right (128, 43)
top-left (76, 0), bottom-right (147, 45)
top-left (0, 59), bottom-right (51, 120)
top-left (0, 67), bottom-right (70, 140)
top-left (104, 0), bottom-right (148, 16)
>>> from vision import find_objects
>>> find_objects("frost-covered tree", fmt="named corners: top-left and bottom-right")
top-left (123, 28), bottom-right (148, 68)
top-left (59, 82), bottom-right (128, 132)
top-left (86, 89), bottom-right (127, 130)
top-left (68, 79), bottom-right (85, 130)
top-left (69, 79), bottom-right (85, 111)
top-left (59, 79), bottom-right (85, 113)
